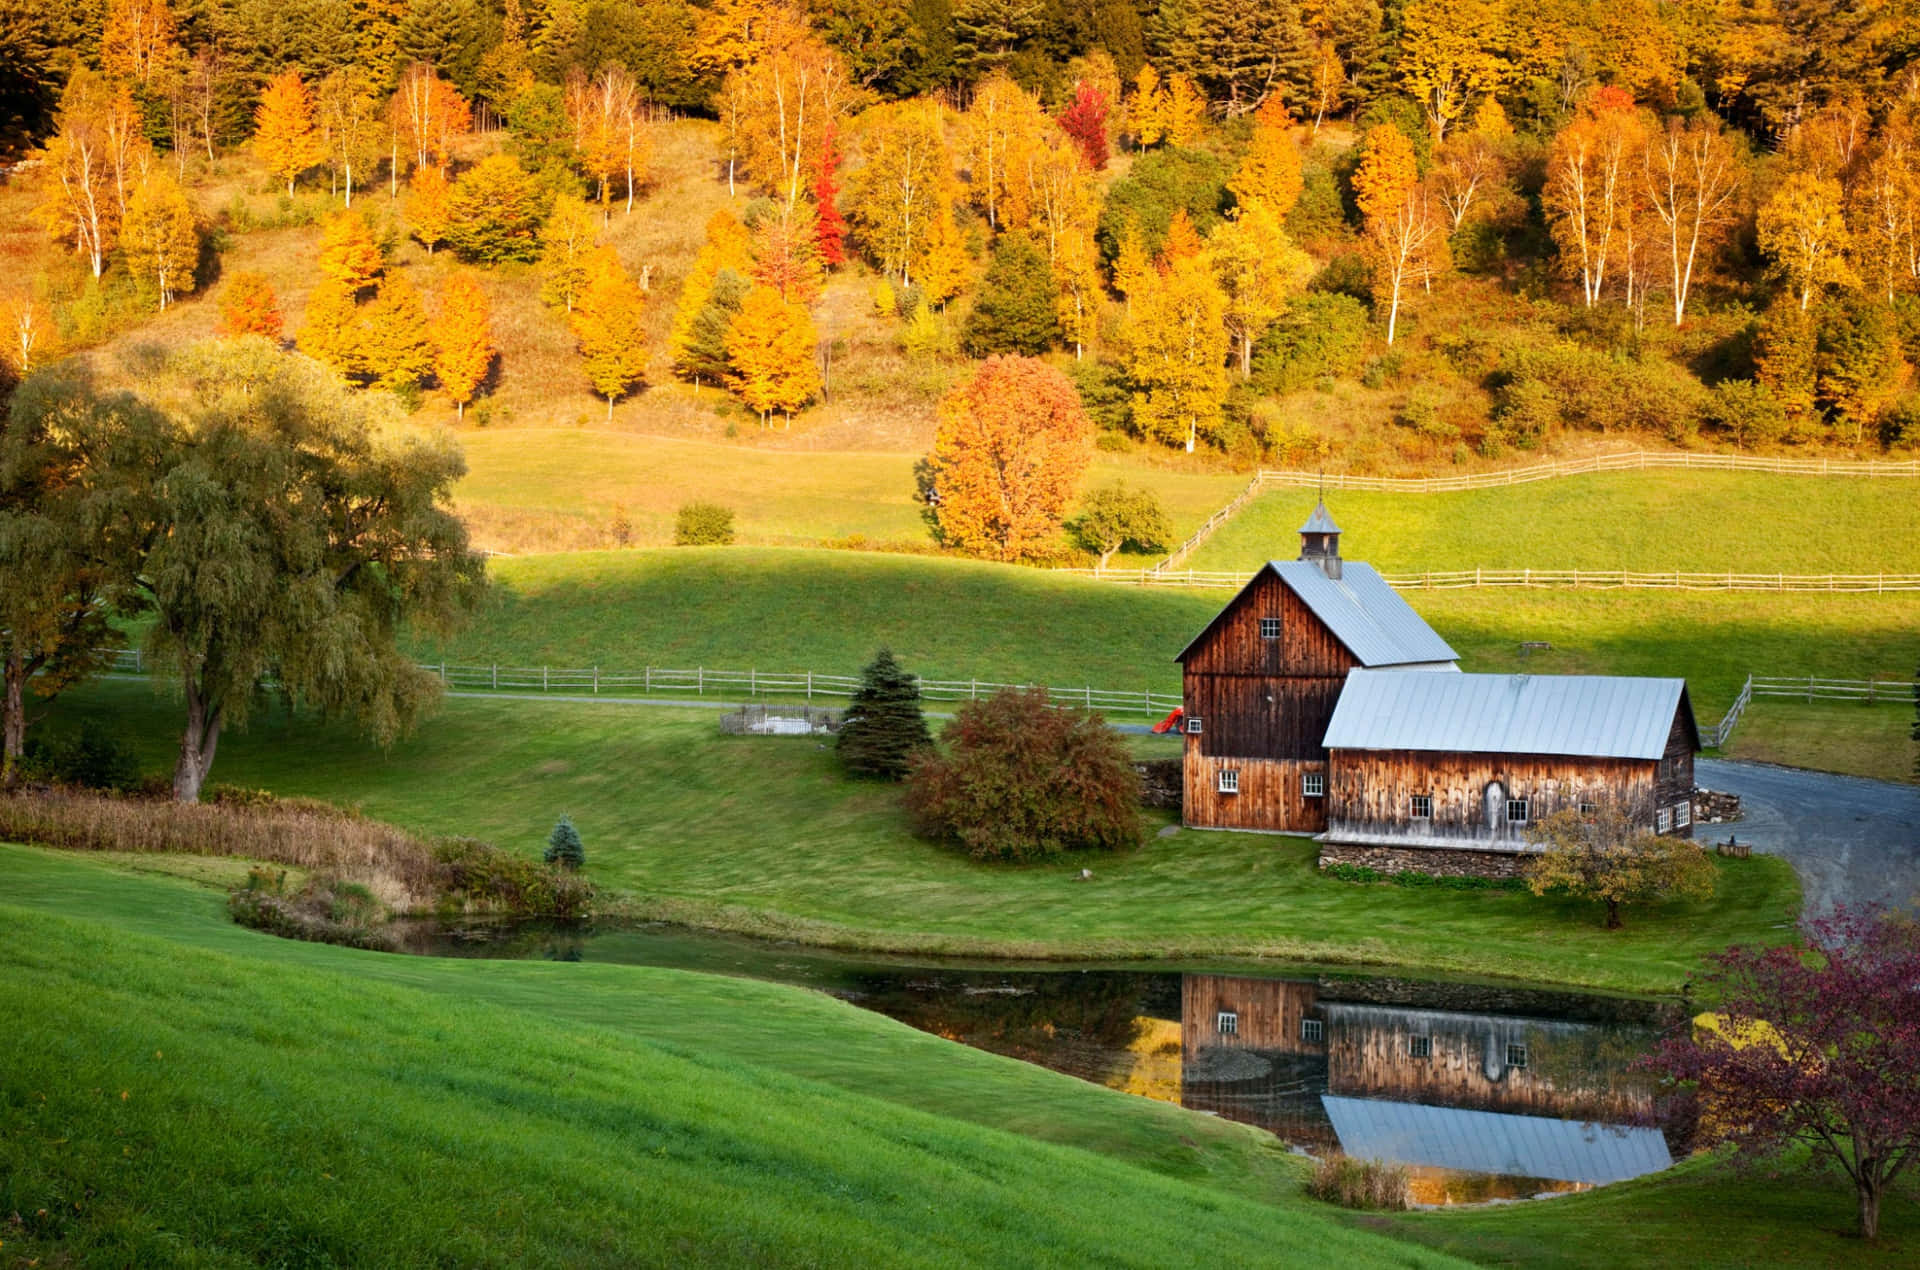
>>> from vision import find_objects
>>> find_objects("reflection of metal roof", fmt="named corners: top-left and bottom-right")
top-left (1175, 562), bottom-right (1460, 668)
top-left (1321, 1096), bottom-right (1672, 1185)
top-left (1322, 669), bottom-right (1692, 760)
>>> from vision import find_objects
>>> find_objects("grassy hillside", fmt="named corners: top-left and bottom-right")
top-left (422, 548), bottom-right (1919, 720)
top-left (44, 684), bottom-right (1798, 992)
top-left (0, 851), bottom-right (1459, 1269)
top-left (1188, 473), bottom-right (1920, 575)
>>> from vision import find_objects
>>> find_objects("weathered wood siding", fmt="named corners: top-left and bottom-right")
top-left (1326, 749), bottom-right (1654, 848)
top-left (1323, 1003), bottom-right (1656, 1123)
top-left (1654, 707), bottom-right (1696, 836)
top-left (1184, 748), bottom-right (1329, 831)
top-left (1181, 975), bottom-right (1323, 1055)
top-left (1181, 569), bottom-right (1354, 830)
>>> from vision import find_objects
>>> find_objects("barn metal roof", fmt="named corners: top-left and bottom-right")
top-left (1322, 670), bottom-right (1692, 760)
top-left (1175, 561), bottom-right (1460, 668)
top-left (1300, 500), bottom-right (1341, 534)
top-left (1322, 1096), bottom-right (1674, 1185)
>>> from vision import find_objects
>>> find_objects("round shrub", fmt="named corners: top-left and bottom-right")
top-left (904, 687), bottom-right (1142, 862)
top-left (674, 501), bottom-right (735, 545)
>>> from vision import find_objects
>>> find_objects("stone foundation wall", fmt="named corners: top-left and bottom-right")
top-left (1693, 787), bottom-right (1741, 823)
top-left (1135, 759), bottom-right (1182, 810)
top-left (1318, 841), bottom-right (1531, 880)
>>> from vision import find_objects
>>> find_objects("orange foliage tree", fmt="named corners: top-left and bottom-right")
top-left (571, 250), bottom-right (649, 418)
top-left (724, 285), bottom-right (821, 426)
top-left (388, 64), bottom-right (471, 188)
top-left (34, 70), bottom-right (149, 278)
top-left (100, 0), bottom-right (180, 88)
top-left (218, 271), bottom-right (284, 340)
top-left (924, 356), bottom-right (1092, 560)
top-left (432, 275), bottom-right (495, 419)
top-left (253, 69), bottom-right (323, 196)
top-left (1230, 97), bottom-right (1304, 218)
top-left (406, 166), bottom-right (452, 255)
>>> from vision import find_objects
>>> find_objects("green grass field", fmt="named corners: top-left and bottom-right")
top-left (46, 682), bottom-right (1799, 994)
top-left (1188, 472), bottom-right (1920, 575)
top-left (454, 430), bottom-right (1247, 556)
top-left (1, 847), bottom-right (1908, 1268)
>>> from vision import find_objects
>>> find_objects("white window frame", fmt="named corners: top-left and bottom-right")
top-left (1578, 800), bottom-right (1597, 817)
top-left (1506, 798), bottom-right (1529, 825)
top-left (1410, 793), bottom-right (1433, 819)
top-left (1217, 769), bottom-right (1240, 795)
top-left (1408, 1035), bottom-right (1432, 1059)
top-left (1507, 1043), bottom-right (1528, 1069)
top-left (1185, 715), bottom-right (1203, 735)
top-left (1302, 772), bottom-right (1325, 798)
top-left (1300, 1018), bottom-right (1324, 1043)
top-left (1216, 1010), bottom-right (1239, 1036)
top-left (1258, 616), bottom-right (1281, 640)
top-left (1656, 807), bottom-right (1672, 833)
top-left (1675, 801), bottom-right (1692, 828)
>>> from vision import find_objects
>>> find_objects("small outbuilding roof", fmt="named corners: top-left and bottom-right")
top-left (1300, 500), bottom-right (1341, 534)
top-left (1176, 561), bottom-right (1460, 668)
top-left (1322, 670), bottom-right (1695, 760)
top-left (1321, 1096), bottom-right (1674, 1185)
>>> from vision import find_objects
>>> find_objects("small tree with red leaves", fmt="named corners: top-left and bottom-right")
top-left (218, 271), bottom-right (284, 341)
top-left (1643, 908), bottom-right (1920, 1241)
top-left (812, 121), bottom-right (848, 268)
top-left (1057, 81), bottom-right (1110, 171)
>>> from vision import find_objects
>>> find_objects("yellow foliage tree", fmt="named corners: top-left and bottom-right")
top-left (122, 169), bottom-right (200, 310)
top-left (405, 167), bottom-right (452, 255)
top-left (358, 272), bottom-right (433, 392)
top-left (253, 69), bottom-right (323, 196)
top-left (916, 203), bottom-right (972, 309)
top-left (1051, 224), bottom-right (1103, 360)
top-left (844, 100), bottom-right (952, 285)
top-left (1126, 252), bottom-right (1228, 452)
top-left (965, 73), bottom-right (1049, 232)
top-left (571, 250), bottom-right (649, 417)
top-left (1112, 222), bottom-right (1152, 314)
top-left (34, 71), bottom-right (144, 278)
top-left (316, 211), bottom-right (386, 294)
top-left (101, 0), bottom-right (179, 87)
top-left (1230, 97), bottom-right (1304, 218)
top-left (297, 280), bottom-right (362, 370)
top-left (1130, 64), bottom-right (1166, 148)
top-left (1398, 0), bottom-right (1511, 141)
top-left (389, 63), bottom-right (471, 180)
top-left (538, 193), bottom-right (601, 313)
top-left (669, 211), bottom-right (755, 372)
top-left (724, 285), bottom-right (821, 426)
top-left (432, 274), bottom-right (495, 419)
top-left (1211, 204), bottom-right (1313, 376)
top-left (1759, 172), bottom-right (1857, 311)
top-left (1545, 91), bottom-right (1648, 307)
top-left (1162, 73), bottom-right (1207, 148)
top-left (1354, 125), bottom-right (1444, 344)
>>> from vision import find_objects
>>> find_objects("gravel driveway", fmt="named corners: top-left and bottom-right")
top-left (1695, 758), bottom-right (1920, 921)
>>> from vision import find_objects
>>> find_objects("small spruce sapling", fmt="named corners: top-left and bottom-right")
top-left (837, 648), bottom-right (932, 780)
top-left (544, 815), bottom-right (586, 870)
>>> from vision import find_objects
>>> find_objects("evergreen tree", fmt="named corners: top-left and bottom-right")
top-left (675, 268), bottom-right (751, 386)
top-left (836, 648), bottom-right (933, 780)
top-left (960, 235), bottom-right (1058, 357)
top-left (544, 815), bottom-right (586, 869)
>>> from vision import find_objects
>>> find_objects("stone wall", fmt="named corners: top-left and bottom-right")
top-left (1135, 759), bottom-right (1182, 810)
top-left (1693, 787), bottom-right (1741, 823)
top-left (1318, 841), bottom-right (1531, 880)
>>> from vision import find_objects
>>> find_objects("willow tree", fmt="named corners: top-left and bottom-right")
top-left (140, 340), bottom-right (486, 802)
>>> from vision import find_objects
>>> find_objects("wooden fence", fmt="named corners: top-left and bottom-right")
top-left (1703, 674), bottom-right (1916, 747)
top-left (1063, 566), bottom-right (1920, 593)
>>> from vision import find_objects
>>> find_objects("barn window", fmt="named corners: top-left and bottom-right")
top-left (1578, 800), bottom-right (1597, 817)
top-left (1675, 801), bottom-right (1692, 828)
top-left (1186, 715), bottom-right (1203, 735)
top-left (1507, 1043), bottom-right (1529, 1069)
top-left (1217, 1010), bottom-right (1239, 1036)
top-left (1408, 1035), bottom-right (1432, 1059)
top-left (1409, 794), bottom-right (1433, 819)
top-left (1217, 769), bottom-right (1240, 795)
top-left (1300, 1018), bottom-right (1324, 1043)
top-left (1302, 772), bottom-right (1325, 797)
top-left (1656, 807), bottom-right (1672, 833)
top-left (1505, 799), bottom-right (1529, 825)
top-left (1259, 617), bottom-right (1281, 640)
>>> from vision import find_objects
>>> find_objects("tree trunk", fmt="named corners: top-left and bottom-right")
top-left (1, 647), bottom-right (25, 789)
top-left (1605, 897), bottom-right (1622, 929)
top-left (172, 685), bottom-right (223, 804)
top-left (1858, 1173), bottom-right (1880, 1240)
top-left (1241, 334), bottom-right (1253, 378)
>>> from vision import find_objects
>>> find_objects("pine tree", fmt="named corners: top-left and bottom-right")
top-left (961, 236), bottom-right (1058, 356)
top-left (836, 648), bottom-right (933, 780)
top-left (676, 269), bottom-right (752, 385)
top-left (122, 170), bottom-right (199, 310)
top-left (432, 274), bottom-right (494, 419)
top-left (669, 212), bottom-right (754, 379)
top-left (358, 273), bottom-right (433, 392)
top-left (543, 815), bottom-right (586, 869)
top-left (218, 271), bottom-right (283, 340)
top-left (406, 166), bottom-right (451, 255)
top-left (724, 286), bottom-right (821, 426)
top-left (571, 250), bottom-right (649, 418)
top-left (252, 69), bottom-right (323, 196)
top-left (537, 193), bottom-right (600, 313)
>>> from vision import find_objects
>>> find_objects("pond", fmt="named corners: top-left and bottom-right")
top-left (405, 919), bottom-right (1689, 1206)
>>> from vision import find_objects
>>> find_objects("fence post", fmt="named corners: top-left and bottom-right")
top-left (971, 679), bottom-right (978, 700)
top-left (135, 648), bottom-right (143, 674)
top-left (593, 665), bottom-right (599, 695)
top-left (492, 664), bottom-right (497, 690)
top-left (440, 661), bottom-right (447, 684)
top-left (645, 666), bottom-right (652, 693)
top-left (1807, 676), bottom-right (1814, 704)
top-left (750, 667), bottom-right (756, 696)
top-left (807, 670), bottom-right (813, 701)
top-left (698, 666), bottom-right (704, 695)
top-left (542, 665), bottom-right (548, 692)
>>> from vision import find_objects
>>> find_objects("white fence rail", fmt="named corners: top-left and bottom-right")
top-left (1062, 566), bottom-right (1920, 592)
top-left (1253, 452), bottom-right (1920, 493)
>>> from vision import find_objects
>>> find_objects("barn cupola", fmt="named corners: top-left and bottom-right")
top-left (1298, 500), bottom-right (1343, 579)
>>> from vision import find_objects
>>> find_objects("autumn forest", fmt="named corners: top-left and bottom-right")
top-left (4, 0), bottom-right (1920, 559)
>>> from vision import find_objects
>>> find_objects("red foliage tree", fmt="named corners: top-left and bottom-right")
top-left (1644, 908), bottom-right (1920, 1241)
top-left (1056, 81), bottom-right (1110, 171)
top-left (218, 270), bottom-right (284, 340)
top-left (812, 121), bottom-right (848, 267)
